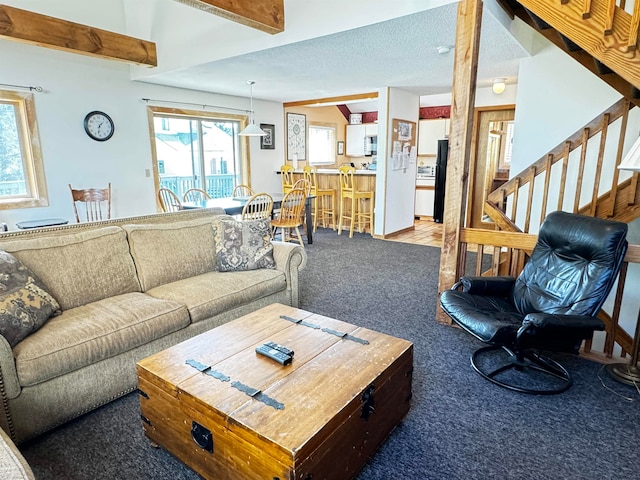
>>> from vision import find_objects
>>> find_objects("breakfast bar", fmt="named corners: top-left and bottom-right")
top-left (281, 167), bottom-right (376, 234)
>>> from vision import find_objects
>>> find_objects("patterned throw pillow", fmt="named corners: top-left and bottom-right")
top-left (212, 216), bottom-right (276, 272)
top-left (0, 250), bottom-right (61, 347)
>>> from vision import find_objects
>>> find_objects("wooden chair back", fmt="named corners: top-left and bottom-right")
top-left (69, 183), bottom-right (111, 223)
top-left (339, 165), bottom-right (356, 195)
top-left (241, 193), bottom-right (274, 221)
top-left (280, 165), bottom-right (295, 193)
top-left (158, 188), bottom-right (182, 212)
top-left (272, 188), bottom-right (307, 246)
top-left (233, 184), bottom-right (254, 197)
top-left (183, 188), bottom-right (211, 202)
top-left (292, 178), bottom-right (312, 196)
top-left (303, 166), bottom-right (319, 195)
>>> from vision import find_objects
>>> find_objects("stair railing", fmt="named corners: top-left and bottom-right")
top-left (485, 98), bottom-right (638, 233)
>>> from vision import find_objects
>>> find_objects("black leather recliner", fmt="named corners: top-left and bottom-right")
top-left (440, 211), bottom-right (628, 394)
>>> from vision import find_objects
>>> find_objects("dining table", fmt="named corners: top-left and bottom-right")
top-left (182, 193), bottom-right (316, 244)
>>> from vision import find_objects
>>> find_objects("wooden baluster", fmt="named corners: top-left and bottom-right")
top-left (573, 127), bottom-right (590, 213)
top-left (492, 246), bottom-right (501, 275)
top-left (510, 177), bottom-right (520, 223)
top-left (557, 141), bottom-right (571, 211)
top-left (590, 114), bottom-right (609, 216)
top-left (604, 0), bottom-right (617, 35)
top-left (628, 0), bottom-right (640, 51)
top-left (582, 0), bottom-right (593, 19)
top-left (609, 101), bottom-right (630, 217)
top-left (604, 262), bottom-right (628, 357)
top-left (524, 166), bottom-right (537, 233)
top-left (475, 244), bottom-right (484, 276)
top-left (457, 243), bottom-right (468, 278)
top-left (539, 154), bottom-right (553, 225)
top-left (629, 171), bottom-right (639, 205)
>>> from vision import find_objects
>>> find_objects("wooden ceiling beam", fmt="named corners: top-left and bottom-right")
top-left (173, 0), bottom-right (284, 34)
top-left (0, 4), bottom-right (157, 67)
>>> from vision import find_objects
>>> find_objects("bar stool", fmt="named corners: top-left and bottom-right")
top-left (280, 164), bottom-right (295, 193)
top-left (338, 165), bottom-right (374, 238)
top-left (303, 165), bottom-right (336, 231)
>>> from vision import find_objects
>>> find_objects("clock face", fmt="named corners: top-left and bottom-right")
top-left (84, 111), bottom-right (114, 141)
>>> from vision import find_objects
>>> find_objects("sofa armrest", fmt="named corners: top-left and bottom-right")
top-left (0, 336), bottom-right (19, 400)
top-left (272, 241), bottom-right (307, 307)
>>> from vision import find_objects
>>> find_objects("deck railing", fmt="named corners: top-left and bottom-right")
top-left (159, 174), bottom-right (235, 200)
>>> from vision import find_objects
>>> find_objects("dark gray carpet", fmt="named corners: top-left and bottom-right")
top-left (20, 228), bottom-right (640, 479)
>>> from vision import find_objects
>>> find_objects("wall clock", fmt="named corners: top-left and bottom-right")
top-left (84, 111), bottom-right (115, 141)
top-left (286, 112), bottom-right (306, 160)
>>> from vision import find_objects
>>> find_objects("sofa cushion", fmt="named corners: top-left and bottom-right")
top-left (213, 216), bottom-right (276, 272)
top-left (0, 250), bottom-right (61, 347)
top-left (146, 269), bottom-right (286, 323)
top-left (13, 292), bottom-right (189, 387)
top-left (0, 226), bottom-right (141, 311)
top-left (123, 218), bottom-right (217, 291)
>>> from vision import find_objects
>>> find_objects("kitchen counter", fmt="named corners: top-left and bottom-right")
top-left (315, 168), bottom-right (376, 175)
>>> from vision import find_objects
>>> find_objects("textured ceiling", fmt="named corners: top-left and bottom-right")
top-left (137, 2), bottom-right (531, 109)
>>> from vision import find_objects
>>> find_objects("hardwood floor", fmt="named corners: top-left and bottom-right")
top-left (385, 217), bottom-right (442, 247)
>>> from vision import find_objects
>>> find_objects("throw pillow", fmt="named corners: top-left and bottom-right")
top-left (0, 250), bottom-right (61, 347)
top-left (212, 216), bottom-right (276, 272)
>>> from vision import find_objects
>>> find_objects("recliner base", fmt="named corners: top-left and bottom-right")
top-left (470, 345), bottom-right (573, 395)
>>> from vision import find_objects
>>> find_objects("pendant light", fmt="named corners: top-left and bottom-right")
top-left (239, 80), bottom-right (266, 136)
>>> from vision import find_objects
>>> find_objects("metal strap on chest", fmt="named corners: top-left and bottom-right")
top-left (280, 315), bottom-right (370, 345)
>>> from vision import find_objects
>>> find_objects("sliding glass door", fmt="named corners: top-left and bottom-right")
top-left (150, 108), bottom-right (246, 201)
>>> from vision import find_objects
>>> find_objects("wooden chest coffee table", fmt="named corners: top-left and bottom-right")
top-left (136, 303), bottom-right (413, 480)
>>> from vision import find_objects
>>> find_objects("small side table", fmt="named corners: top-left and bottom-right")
top-left (606, 308), bottom-right (640, 386)
top-left (16, 218), bottom-right (69, 230)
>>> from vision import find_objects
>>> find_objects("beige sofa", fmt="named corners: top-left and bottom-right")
top-left (0, 209), bottom-right (307, 444)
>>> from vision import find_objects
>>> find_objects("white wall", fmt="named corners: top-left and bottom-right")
top-left (376, 87), bottom-right (420, 236)
top-left (0, 40), bottom-right (283, 229)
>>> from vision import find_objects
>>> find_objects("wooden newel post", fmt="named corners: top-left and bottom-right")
top-left (436, 0), bottom-right (483, 324)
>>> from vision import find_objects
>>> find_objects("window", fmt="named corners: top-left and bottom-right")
top-left (308, 124), bottom-right (336, 165)
top-left (149, 107), bottom-right (250, 202)
top-left (0, 89), bottom-right (48, 209)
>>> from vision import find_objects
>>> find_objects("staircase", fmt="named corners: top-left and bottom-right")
top-left (438, 0), bottom-right (640, 360)
top-left (485, 0), bottom-right (640, 232)
top-left (501, 0), bottom-right (640, 104)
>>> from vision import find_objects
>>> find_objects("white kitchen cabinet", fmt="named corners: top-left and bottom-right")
top-left (415, 185), bottom-right (435, 217)
top-left (346, 123), bottom-right (377, 157)
top-left (418, 119), bottom-right (449, 155)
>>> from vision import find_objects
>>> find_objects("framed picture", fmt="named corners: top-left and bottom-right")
top-left (260, 123), bottom-right (275, 149)
top-left (337, 140), bottom-right (344, 156)
top-left (286, 113), bottom-right (306, 160)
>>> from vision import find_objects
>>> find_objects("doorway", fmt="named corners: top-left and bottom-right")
top-left (468, 106), bottom-right (515, 229)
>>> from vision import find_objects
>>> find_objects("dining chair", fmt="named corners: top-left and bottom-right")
top-left (233, 184), bottom-right (254, 198)
top-left (68, 183), bottom-right (112, 223)
top-left (183, 188), bottom-right (211, 202)
top-left (241, 193), bottom-right (274, 221)
top-left (280, 165), bottom-right (295, 194)
top-left (271, 188), bottom-right (307, 247)
top-left (158, 188), bottom-right (182, 212)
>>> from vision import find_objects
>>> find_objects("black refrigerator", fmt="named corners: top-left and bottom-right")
top-left (433, 139), bottom-right (448, 223)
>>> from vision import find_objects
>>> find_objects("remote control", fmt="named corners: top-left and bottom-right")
top-left (264, 341), bottom-right (294, 357)
top-left (255, 344), bottom-right (292, 365)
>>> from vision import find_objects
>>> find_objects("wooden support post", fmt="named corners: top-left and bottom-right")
top-left (436, 0), bottom-right (483, 324)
